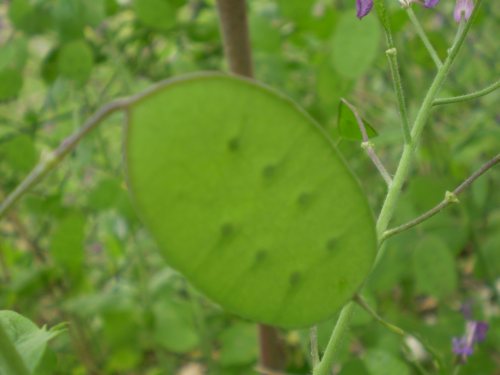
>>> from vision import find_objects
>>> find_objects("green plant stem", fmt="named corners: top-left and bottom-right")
top-left (354, 295), bottom-right (405, 336)
top-left (310, 326), bottom-right (320, 369)
top-left (312, 302), bottom-right (355, 375)
top-left (406, 7), bottom-right (443, 69)
top-left (313, 4), bottom-right (483, 375)
top-left (382, 153), bottom-right (500, 241)
top-left (376, 3), bottom-right (482, 248)
top-left (341, 99), bottom-right (392, 186)
top-left (0, 322), bottom-right (30, 375)
top-left (0, 99), bottom-right (128, 220)
top-left (386, 48), bottom-right (412, 144)
top-left (374, 0), bottom-right (411, 144)
top-left (433, 79), bottom-right (500, 106)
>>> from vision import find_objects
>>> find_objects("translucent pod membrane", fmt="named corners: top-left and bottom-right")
top-left (125, 73), bottom-right (376, 328)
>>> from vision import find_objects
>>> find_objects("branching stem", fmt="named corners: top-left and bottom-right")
top-left (313, 2), bottom-right (483, 374)
top-left (354, 294), bottom-right (405, 336)
top-left (382, 153), bottom-right (500, 241)
top-left (406, 7), bottom-right (443, 69)
top-left (0, 99), bottom-right (128, 219)
top-left (341, 99), bottom-right (393, 186)
top-left (433, 79), bottom-right (500, 106)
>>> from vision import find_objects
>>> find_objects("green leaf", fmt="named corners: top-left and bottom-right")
top-left (331, 12), bottom-right (381, 79)
top-left (1, 135), bottom-right (37, 173)
top-left (338, 100), bottom-right (378, 141)
top-left (125, 73), bottom-right (377, 328)
top-left (478, 232), bottom-right (500, 279)
top-left (277, 0), bottom-right (313, 27)
top-left (58, 40), bottom-right (94, 84)
top-left (40, 48), bottom-right (61, 84)
top-left (0, 68), bottom-right (23, 101)
top-left (412, 236), bottom-right (457, 298)
top-left (52, 0), bottom-right (105, 41)
top-left (363, 349), bottom-right (410, 375)
top-left (152, 299), bottom-right (199, 353)
top-left (0, 37), bottom-right (29, 71)
top-left (219, 323), bottom-right (258, 367)
top-left (49, 213), bottom-right (86, 280)
top-left (133, 0), bottom-right (182, 31)
top-left (0, 311), bottom-right (63, 374)
top-left (87, 178), bottom-right (123, 211)
top-left (8, 0), bottom-right (51, 35)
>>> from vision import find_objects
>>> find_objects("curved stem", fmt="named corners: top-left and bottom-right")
top-left (406, 7), bottom-right (443, 69)
top-left (386, 48), bottom-right (412, 144)
top-left (312, 302), bottom-right (355, 375)
top-left (341, 99), bottom-right (393, 186)
top-left (0, 99), bottom-right (129, 219)
top-left (314, 3), bottom-right (483, 374)
top-left (382, 154), bottom-right (500, 241)
top-left (433, 79), bottom-right (500, 106)
top-left (354, 295), bottom-right (405, 336)
top-left (375, 0), bottom-right (411, 144)
top-left (376, 1), bottom-right (482, 244)
top-left (0, 322), bottom-right (30, 375)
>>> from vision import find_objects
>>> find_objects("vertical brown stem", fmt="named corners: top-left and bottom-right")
top-left (215, 0), bottom-right (254, 77)
top-left (215, 0), bottom-right (286, 371)
top-left (258, 324), bottom-right (287, 371)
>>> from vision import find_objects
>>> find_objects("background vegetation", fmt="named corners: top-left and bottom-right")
top-left (0, 0), bottom-right (498, 374)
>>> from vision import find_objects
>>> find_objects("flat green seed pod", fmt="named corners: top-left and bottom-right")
top-left (125, 74), bottom-right (376, 328)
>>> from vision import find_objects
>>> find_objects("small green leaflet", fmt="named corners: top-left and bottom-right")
top-left (338, 100), bottom-right (378, 141)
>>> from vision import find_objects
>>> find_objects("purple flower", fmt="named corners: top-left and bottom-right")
top-left (356, 0), bottom-right (373, 19)
top-left (472, 321), bottom-right (488, 343)
top-left (454, 0), bottom-right (474, 22)
top-left (452, 337), bottom-right (474, 358)
top-left (424, 0), bottom-right (440, 8)
top-left (356, 0), bottom-right (439, 20)
top-left (452, 320), bottom-right (489, 363)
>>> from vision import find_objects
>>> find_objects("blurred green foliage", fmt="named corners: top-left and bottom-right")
top-left (0, 0), bottom-right (498, 374)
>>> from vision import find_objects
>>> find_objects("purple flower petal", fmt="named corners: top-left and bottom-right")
top-left (454, 0), bottom-right (474, 22)
top-left (424, 0), bottom-right (440, 8)
top-left (472, 321), bottom-right (489, 343)
top-left (452, 337), bottom-right (474, 357)
top-left (356, 0), bottom-right (374, 19)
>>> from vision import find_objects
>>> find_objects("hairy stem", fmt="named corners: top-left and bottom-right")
top-left (385, 48), bottom-right (412, 144)
top-left (313, 3), bottom-right (483, 374)
top-left (312, 302), bottom-right (355, 375)
top-left (0, 99), bottom-right (129, 219)
top-left (310, 326), bottom-right (320, 369)
top-left (341, 99), bottom-right (393, 186)
top-left (376, 1), bottom-right (482, 245)
top-left (382, 153), bottom-right (500, 241)
top-left (406, 7), bottom-right (443, 69)
top-left (354, 295), bottom-right (405, 336)
top-left (374, 0), bottom-right (411, 144)
top-left (433, 79), bottom-right (500, 106)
